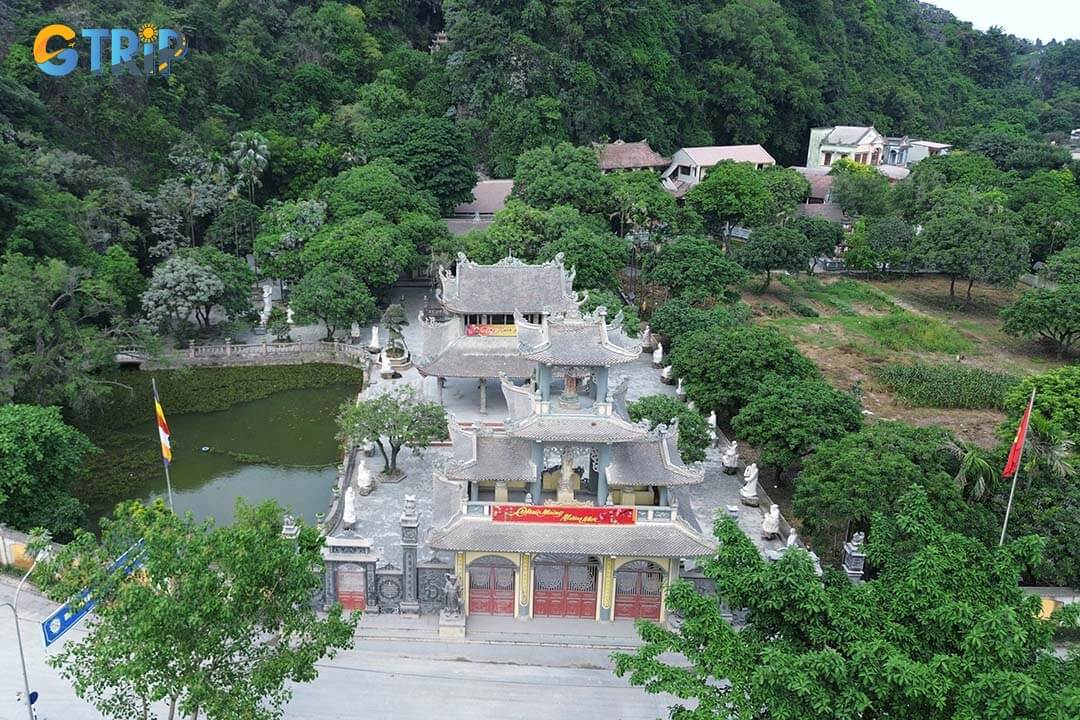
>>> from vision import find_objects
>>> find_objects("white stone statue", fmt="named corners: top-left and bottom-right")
top-left (707, 411), bottom-right (718, 444)
top-left (259, 283), bottom-right (273, 327)
top-left (356, 460), bottom-right (375, 496)
top-left (739, 463), bottom-right (760, 507)
top-left (286, 305), bottom-right (295, 325)
top-left (687, 400), bottom-right (696, 412)
top-left (380, 350), bottom-right (392, 376)
top-left (722, 441), bottom-right (740, 474)
top-left (342, 485), bottom-right (357, 529)
top-left (786, 528), bottom-right (799, 548)
top-left (369, 325), bottom-right (381, 350)
top-left (652, 342), bottom-right (664, 367)
top-left (350, 322), bottom-right (361, 340)
top-left (762, 503), bottom-right (781, 539)
top-left (675, 377), bottom-right (686, 401)
top-left (660, 365), bottom-right (673, 383)
top-left (641, 324), bottom-right (652, 351)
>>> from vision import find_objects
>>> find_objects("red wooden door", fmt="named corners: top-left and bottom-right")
top-left (614, 562), bottom-right (663, 620)
top-left (468, 560), bottom-right (515, 616)
top-left (533, 557), bottom-right (598, 619)
top-left (335, 567), bottom-right (366, 611)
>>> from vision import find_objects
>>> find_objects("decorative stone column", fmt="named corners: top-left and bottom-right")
top-left (596, 445), bottom-right (612, 506)
top-left (399, 495), bottom-right (420, 614)
top-left (557, 450), bottom-right (575, 503)
top-left (842, 532), bottom-right (867, 583)
top-left (531, 443), bottom-right (544, 502)
top-left (479, 377), bottom-right (487, 415)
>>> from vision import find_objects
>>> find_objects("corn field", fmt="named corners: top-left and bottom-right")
top-left (875, 363), bottom-right (1018, 409)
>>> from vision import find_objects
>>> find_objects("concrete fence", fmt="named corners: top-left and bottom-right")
top-left (119, 339), bottom-right (374, 371)
top-left (0, 525), bottom-right (65, 570)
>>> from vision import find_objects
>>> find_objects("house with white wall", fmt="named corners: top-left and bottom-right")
top-left (806, 126), bottom-right (885, 168)
top-left (660, 144), bottom-right (775, 197)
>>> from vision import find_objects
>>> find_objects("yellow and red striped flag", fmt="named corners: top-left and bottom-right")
top-left (1002, 389), bottom-right (1035, 477)
top-left (152, 379), bottom-right (172, 466)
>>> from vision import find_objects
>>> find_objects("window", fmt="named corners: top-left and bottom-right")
top-left (822, 152), bottom-right (832, 166)
top-left (677, 164), bottom-right (692, 177)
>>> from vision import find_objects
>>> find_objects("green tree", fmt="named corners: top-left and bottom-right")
top-left (581, 289), bottom-right (641, 337)
top-left (791, 216), bottom-right (844, 266)
top-left (93, 245), bottom-right (147, 314)
top-left (370, 116), bottom-right (476, 213)
top-left (1001, 285), bottom-right (1080, 357)
top-left (627, 395), bottom-right (711, 463)
top-left (512, 142), bottom-right (610, 214)
top-left (759, 165), bottom-right (810, 220)
top-left (613, 486), bottom-right (1078, 720)
top-left (230, 130), bottom-right (270, 203)
top-left (643, 236), bottom-right (748, 299)
top-left (830, 159), bottom-right (891, 218)
top-left (670, 325), bottom-right (818, 418)
top-left (315, 160), bottom-right (438, 224)
top-left (182, 246), bottom-right (257, 324)
top-left (39, 500), bottom-right (357, 720)
top-left (141, 256), bottom-right (225, 336)
top-left (537, 229), bottom-right (628, 292)
top-left (1004, 365), bottom-right (1080, 445)
top-left (1047, 246), bottom-right (1080, 284)
top-left (0, 404), bottom-right (95, 538)
top-left (864, 215), bottom-right (915, 272)
top-left (253, 199), bottom-right (327, 285)
top-left (291, 262), bottom-right (377, 339)
top-left (0, 254), bottom-right (124, 408)
top-left (731, 377), bottom-right (862, 481)
top-left (301, 213), bottom-right (417, 295)
top-left (647, 297), bottom-right (748, 348)
top-left (793, 421), bottom-right (989, 553)
top-left (735, 226), bottom-right (810, 290)
top-left (607, 170), bottom-right (678, 238)
top-left (685, 162), bottom-right (773, 248)
top-left (337, 384), bottom-right (448, 475)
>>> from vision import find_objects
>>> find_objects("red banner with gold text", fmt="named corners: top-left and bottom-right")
top-left (491, 505), bottom-right (635, 525)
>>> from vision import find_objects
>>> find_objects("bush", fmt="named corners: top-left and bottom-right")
top-left (627, 395), bottom-right (711, 463)
top-left (1005, 365), bottom-right (1080, 444)
top-left (839, 310), bottom-right (971, 354)
top-left (875, 363), bottom-right (1018, 409)
top-left (787, 300), bottom-right (819, 317)
top-left (648, 297), bottom-right (749, 347)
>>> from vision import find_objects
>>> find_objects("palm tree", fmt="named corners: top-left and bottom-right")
top-left (943, 439), bottom-right (994, 501)
top-left (229, 130), bottom-right (269, 203)
top-left (1023, 413), bottom-right (1075, 485)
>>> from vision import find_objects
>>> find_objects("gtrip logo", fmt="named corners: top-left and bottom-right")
top-left (33, 23), bottom-right (188, 77)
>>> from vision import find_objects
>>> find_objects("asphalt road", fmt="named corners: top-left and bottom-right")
top-left (1, 579), bottom-right (672, 720)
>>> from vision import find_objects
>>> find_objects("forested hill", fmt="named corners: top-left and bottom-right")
top-left (1, 0), bottom-right (1078, 189)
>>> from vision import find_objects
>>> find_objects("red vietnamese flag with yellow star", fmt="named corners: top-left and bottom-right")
top-left (1002, 391), bottom-right (1034, 477)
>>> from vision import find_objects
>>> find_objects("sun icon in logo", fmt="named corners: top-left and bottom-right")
top-left (137, 23), bottom-right (159, 45)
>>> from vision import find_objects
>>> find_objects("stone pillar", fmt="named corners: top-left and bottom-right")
top-left (469, 481), bottom-right (479, 501)
top-left (531, 443), bottom-right (544, 502)
top-left (479, 378), bottom-right (487, 415)
top-left (598, 556), bottom-right (616, 622)
top-left (399, 495), bottom-right (420, 615)
top-left (595, 367), bottom-right (609, 403)
top-left (188, 339), bottom-right (196, 359)
top-left (658, 486), bottom-right (669, 506)
top-left (596, 445), bottom-right (612, 506)
top-left (538, 364), bottom-right (551, 402)
top-left (224, 337), bottom-right (232, 356)
top-left (438, 377), bottom-right (445, 404)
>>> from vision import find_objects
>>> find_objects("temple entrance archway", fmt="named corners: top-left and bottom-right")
top-left (335, 565), bottom-right (366, 611)
top-left (467, 555), bottom-right (516, 616)
top-left (532, 554), bottom-right (599, 619)
top-left (614, 560), bottom-right (664, 620)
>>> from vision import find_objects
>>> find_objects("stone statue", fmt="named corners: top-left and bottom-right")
top-left (739, 463), bottom-right (760, 507)
top-left (687, 400), bottom-right (696, 412)
top-left (443, 573), bottom-right (462, 616)
top-left (786, 529), bottom-right (799, 549)
top-left (707, 411), bottom-right (718, 445)
top-left (259, 283), bottom-right (273, 327)
top-left (380, 350), bottom-right (393, 378)
top-left (286, 305), bottom-right (295, 325)
top-left (675, 377), bottom-right (686, 401)
top-left (641, 324), bottom-right (652, 351)
top-left (850, 531), bottom-right (865, 549)
top-left (652, 342), bottom-right (664, 367)
top-left (660, 364), bottom-right (673, 382)
top-left (369, 325), bottom-right (381, 350)
top-left (342, 485), bottom-right (357, 529)
top-left (722, 441), bottom-right (740, 474)
top-left (356, 460), bottom-right (375, 496)
top-left (761, 503), bottom-right (781, 539)
top-left (350, 322), bottom-right (361, 340)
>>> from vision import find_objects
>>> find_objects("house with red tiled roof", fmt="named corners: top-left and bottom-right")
top-left (593, 140), bottom-right (669, 173)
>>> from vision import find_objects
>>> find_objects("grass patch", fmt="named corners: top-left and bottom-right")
top-left (875, 362), bottom-right (1018, 409)
top-left (837, 310), bottom-right (972, 354)
top-left (797, 277), bottom-right (895, 314)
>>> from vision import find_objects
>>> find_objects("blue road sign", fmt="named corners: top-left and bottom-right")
top-left (41, 541), bottom-right (144, 647)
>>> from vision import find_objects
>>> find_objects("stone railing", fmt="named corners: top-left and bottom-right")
top-left (120, 339), bottom-right (373, 370)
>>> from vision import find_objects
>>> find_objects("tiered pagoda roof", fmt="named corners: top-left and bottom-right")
top-left (440, 422), bottom-right (537, 483)
top-left (606, 421), bottom-right (705, 487)
top-left (499, 375), bottom-right (649, 443)
top-left (436, 253), bottom-right (584, 315)
top-left (516, 307), bottom-right (640, 368)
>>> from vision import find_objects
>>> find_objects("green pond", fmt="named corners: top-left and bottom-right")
top-left (84, 383), bottom-right (358, 528)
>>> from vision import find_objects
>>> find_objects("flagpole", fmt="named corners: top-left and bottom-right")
top-left (999, 387), bottom-right (1036, 546)
top-left (152, 377), bottom-right (175, 512)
